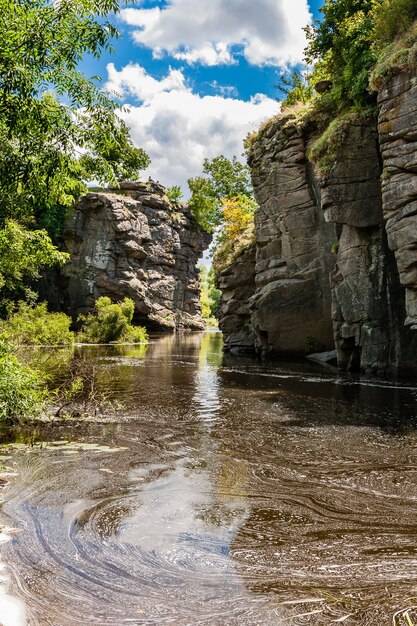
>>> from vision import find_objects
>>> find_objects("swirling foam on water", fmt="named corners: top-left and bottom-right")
top-left (0, 530), bottom-right (26, 626)
top-left (1, 332), bottom-right (417, 625)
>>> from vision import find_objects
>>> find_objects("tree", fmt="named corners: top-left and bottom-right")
top-left (188, 156), bottom-right (253, 234)
top-left (221, 195), bottom-right (257, 242)
top-left (276, 69), bottom-right (314, 108)
top-left (0, 220), bottom-right (69, 313)
top-left (0, 0), bottom-right (150, 231)
top-left (304, 0), bottom-right (377, 107)
top-left (198, 265), bottom-right (221, 320)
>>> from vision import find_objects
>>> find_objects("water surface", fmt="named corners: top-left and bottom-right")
top-left (1, 332), bottom-right (417, 625)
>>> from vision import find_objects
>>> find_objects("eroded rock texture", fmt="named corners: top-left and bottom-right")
top-left (63, 182), bottom-right (210, 330)
top-left (246, 114), bottom-right (337, 355)
top-left (218, 75), bottom-right (417, 373)
top-left (216, 246), bottom-right (256, 353)
top-left (378, 72), bottom-right (417, 329)
top-left (321, 120), bottom-right (410, 374)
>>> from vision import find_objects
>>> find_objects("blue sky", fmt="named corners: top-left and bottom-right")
top-left (81, 0), bottom-right (324, 190)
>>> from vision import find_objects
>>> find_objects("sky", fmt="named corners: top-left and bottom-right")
top-left (80, 0), bottom-right (324, 193)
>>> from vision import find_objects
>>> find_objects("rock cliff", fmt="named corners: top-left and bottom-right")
top-left (62, 182), bottom-right (210, 331)
top-left (248, 115), bottom-right (336, 355)
top-left (218, 66), bottom-right (417, 374)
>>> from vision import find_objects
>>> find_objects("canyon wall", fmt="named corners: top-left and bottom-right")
top-left (62, 182), bottom-right (210, 331)
top-left (218, 67), bottom-right (417, 374)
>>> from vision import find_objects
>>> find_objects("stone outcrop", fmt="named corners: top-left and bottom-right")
top-left (63, 182), bottom-right (210, 331)
top-left (218, 65), bottom-right (417, 374)
top-left (378, 72), bottom-right (417, 329)
top-left (217, 114), bottom-right (337, 356)
top-left (321, 120), bottom-right (411, 374)
top-left (216, 245), bottom-right (256, 353)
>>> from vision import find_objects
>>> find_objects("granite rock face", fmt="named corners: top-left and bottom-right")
top-left (248, 117), bottom-right (337, 355)
top-left (63, 182), bottom-right (210, 330)
top-left (378, 72), bottom-right (417, 329)
top-left (218, 70), bottom-right (417, 373)
top-left (219, 114), bottom-right (337, 356)
top-left (321, 120), bottom-right (411, 374)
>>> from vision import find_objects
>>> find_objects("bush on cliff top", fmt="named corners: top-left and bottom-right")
top-left (308, 107), bottom-right (377, 175)
top-left (264, 0), bottom-right (417, 147)
top-left (370, 21), bottom-right (417, 88)
top-left (78, 297), bottom-right (148, 344)
top-left (213, 222), bottom-right (256, 277)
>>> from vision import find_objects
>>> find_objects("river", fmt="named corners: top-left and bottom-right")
top-left (1, 331), bottom-right (417, 625)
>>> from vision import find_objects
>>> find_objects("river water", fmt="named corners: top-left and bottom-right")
top-left (1, 331), bottom-right (417, 625)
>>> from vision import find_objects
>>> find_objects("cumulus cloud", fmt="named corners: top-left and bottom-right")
top-left (119, 0), bottom-right (311, 67)
top-left (106, 64), bottom-right (278, 191)
top-left (106, 62), bottom-right (188, 100)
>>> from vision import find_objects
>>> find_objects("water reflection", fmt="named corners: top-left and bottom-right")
top-left (193, 332), bottom-right (223, 426)
top-left (1, 332), bottom-right (417, 625)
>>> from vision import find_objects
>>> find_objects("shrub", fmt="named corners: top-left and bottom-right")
top-left (213, 223), bottom-right (256, 277)
top-left (0, 220), bottom-right (69, 314)
top-left (370, 21), bottom-right (417, 89)
top-left (78, 297), bottom-right (148, 344)
top-left (166, 185), bottom-right (184, 204)
top-left (372, 0), bottom-right (417, 46)
top-left (0, 343), bottom-right (47, 422)
top-left (1, 302), bottom-right (74, 346)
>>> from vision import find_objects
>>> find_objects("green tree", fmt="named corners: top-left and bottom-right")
top-left (0, 0), bottom-right (150, 230)
top-left (198, 265), bottom-right (221, 321)
top-left (304, 0), bottom-right (377, 107)
top-left (0, 220), bottom-right (68, 313)
top-left (188, 155), bottom-right (253, 234)
top-left (277, 69), bottom-right (314, 108)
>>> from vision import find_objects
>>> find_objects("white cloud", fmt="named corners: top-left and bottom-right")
top-left (120, 0), bottom-right (311, 67)
top-left (107, 64), bottom-right (279, 191)
top-left (106, 62), bottom-right (188, 101)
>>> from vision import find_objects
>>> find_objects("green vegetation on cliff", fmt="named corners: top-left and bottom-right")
top-left (188, 156), bottom-right (254, 235)
top-left (286, 0), bottom-right (417, 111)
top-left (252, 0), bottom-right (417, 179)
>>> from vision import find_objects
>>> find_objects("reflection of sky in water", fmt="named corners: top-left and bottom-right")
top-left (192, 332), bottom-right (223, 428)
top-left (124, 459), bottom-right (247, 568)
top-left (120, 334), bottom-right (248, 585)
top-left (0, 535), bottom-right (26, 626)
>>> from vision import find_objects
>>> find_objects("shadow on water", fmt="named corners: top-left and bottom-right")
top-left (220, 351), bottom-right (417, 434)
top-left (0, 331), bottom-right (417, 625)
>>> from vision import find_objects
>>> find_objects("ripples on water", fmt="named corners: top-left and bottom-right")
top-left (1, 331), bottom-right (417, 625)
